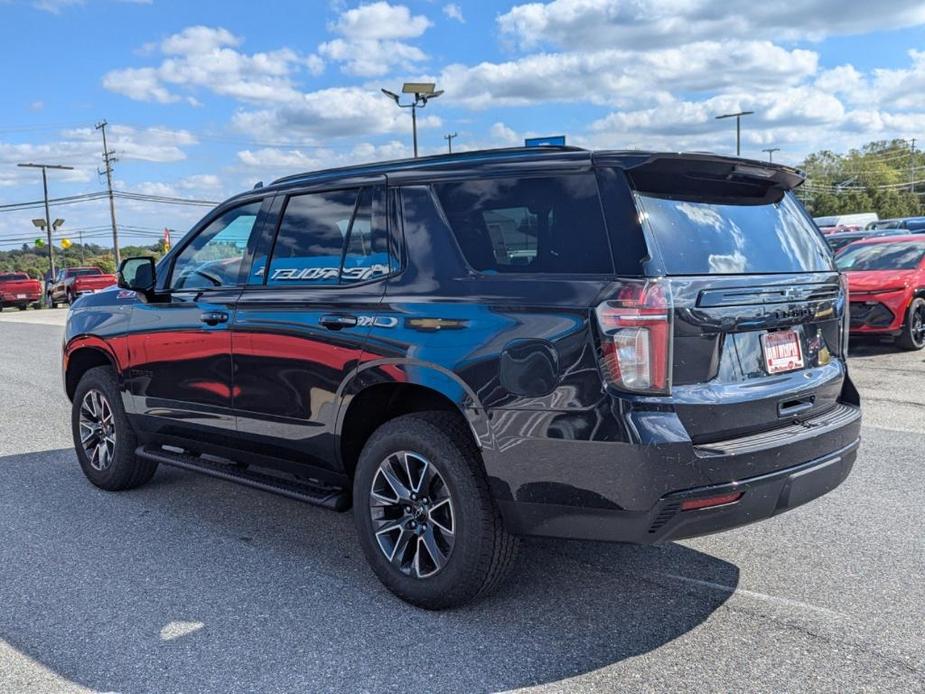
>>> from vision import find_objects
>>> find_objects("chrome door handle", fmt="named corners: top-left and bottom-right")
top-left (200, 311), bottom-right (229, 325)
top-left (319, 314), bottom-right (358, 330)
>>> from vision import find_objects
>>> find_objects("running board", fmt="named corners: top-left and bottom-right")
top-left (136, 446), bottom-right (350, 511)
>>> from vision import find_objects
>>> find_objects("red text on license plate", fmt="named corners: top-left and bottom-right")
top-left (761, 330), bottom-right (804, 374)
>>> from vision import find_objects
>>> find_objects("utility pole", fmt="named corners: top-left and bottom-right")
top-left (96, 120), bottom-right (121, 265)
top-left (910, 138), bottom-right (916, 194)
top-left (444, 132), bottom-right (458, 153)
top-left (17, 162), bottom-right (74, 279)
top-left (762, 147), bottom-right (780, 163)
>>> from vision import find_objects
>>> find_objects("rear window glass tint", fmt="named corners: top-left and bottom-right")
top-left (434, 174), bottom-right (613, 274)
top-left (638, 192), bottom-right (833, 275)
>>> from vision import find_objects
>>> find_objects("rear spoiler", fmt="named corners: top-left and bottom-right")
top-left (592, 151), bottom-right (805, 191)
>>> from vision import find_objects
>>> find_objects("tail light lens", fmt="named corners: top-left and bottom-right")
top-left (595, 279), bottom-right (672, 395)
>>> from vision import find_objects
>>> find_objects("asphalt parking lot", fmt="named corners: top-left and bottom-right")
top-left (0, 308), bottom-right (922, 693)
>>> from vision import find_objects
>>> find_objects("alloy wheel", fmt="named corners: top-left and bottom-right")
top-left (78, 389), bottom-right (116, 471)
top-left (369, 451), bottom-right (455, 578)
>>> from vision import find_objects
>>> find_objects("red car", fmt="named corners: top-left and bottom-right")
top-left (835, 235), bottom-right (925, 349)
top-left (0, 272), bottom-right (43, 311)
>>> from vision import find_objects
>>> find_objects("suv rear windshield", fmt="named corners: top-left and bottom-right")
top-left (434, 174), bottom-right (613, 275)
top-left (637, 192), bottom-right (833, 275)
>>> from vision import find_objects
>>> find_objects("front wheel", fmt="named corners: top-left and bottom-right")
top-left (897, 297), bottom-right (925, 350)
top-left (353, 412), bottom-right (518, 609)
top-left (71, 366), bottom-right (158, 490)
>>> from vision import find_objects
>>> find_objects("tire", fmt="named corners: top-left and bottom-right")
top-left (71, 365), bottom-right (158, 491)
top-left (17, 304), bottom-right (28, 311)
top-left (67, 290), bottom-right (75, 305)
top-left (353, 411), bottom-right (518, 609)
top-left (896, 297), bottom-right (925, 350)
top-left (49, 294), bottom-right (57, 309)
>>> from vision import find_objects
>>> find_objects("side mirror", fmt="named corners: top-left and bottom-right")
top-left (117, 256), bottom-right (156, 293)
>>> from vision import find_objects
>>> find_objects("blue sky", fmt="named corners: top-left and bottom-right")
top-left (2, 0), bottom-right (925, 248)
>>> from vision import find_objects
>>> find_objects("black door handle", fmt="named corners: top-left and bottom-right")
top-left (200, 311), bottom-right (229, 325)
top-left (320, 314), bottom-right (358, 330)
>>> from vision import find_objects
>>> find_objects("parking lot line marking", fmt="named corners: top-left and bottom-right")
top-left (663, 573), bottom-right (846, 619)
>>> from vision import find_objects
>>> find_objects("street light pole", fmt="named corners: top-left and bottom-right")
top-left (715, 111), bottom-right (754, 157)
top-left (17, 162), bottom-right (74, 279)
top-left (444, 132), bottom-right (458, 153)
top-left (381, 83), bottom-right (444, 158)
top-left (762, 147), bottom-right (780, 163)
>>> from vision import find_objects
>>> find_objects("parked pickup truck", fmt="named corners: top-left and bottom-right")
top-left (0, 272), bottom-right (43, 311)
top-left (48, 267), bottom-right (116, 307)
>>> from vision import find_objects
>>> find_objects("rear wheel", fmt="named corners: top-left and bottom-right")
top-left (71, 366), bottom-right (158, 490)
top-left (897, 297), bottom-right (925, 350)
top-left (353, 412), bottom-right (518, 609)
top-left (17, 304), bottom-right (28, 311)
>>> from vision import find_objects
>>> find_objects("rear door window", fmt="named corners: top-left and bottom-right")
top-left (433, 174), bottom-right (613, 274)
top-left (637, 192), bottom-right (833, 275)
top-left (264, 186), bottom-right (390, 286)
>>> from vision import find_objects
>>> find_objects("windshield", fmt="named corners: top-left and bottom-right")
top-left (69, 268), bottom-right (102, 277)
top-left (0, 273), bottom-right (28, 281)
top-left (638, 191), bottom-right (833, 275)
top-left (835, 241), bottom-right (925, 271)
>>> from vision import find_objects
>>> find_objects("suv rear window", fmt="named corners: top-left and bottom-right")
top-left (637, 192), bottom-right (833, 275)
top-left (434, 174), bottom-right (613, 274)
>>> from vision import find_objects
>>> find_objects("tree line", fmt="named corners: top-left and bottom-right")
top-left (0, 240), bottom-right (166, 278)
top-left (799, 138), bottom-right (924, 219)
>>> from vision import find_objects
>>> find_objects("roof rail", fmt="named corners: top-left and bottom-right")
top-left (270, 145), bottom-right (588, 186)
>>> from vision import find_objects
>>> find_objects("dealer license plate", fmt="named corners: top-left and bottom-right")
top-left (761, 329), bottom-right (804, 374)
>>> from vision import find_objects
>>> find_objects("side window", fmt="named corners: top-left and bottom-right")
top-left (433, 174), bottom-right (614, 274)
top-left (340, 187), bottom-right (391, 284)
top-left (170, 201), bottom-right (262, 290)
top-left (266, 186), bottom-right (390, 286)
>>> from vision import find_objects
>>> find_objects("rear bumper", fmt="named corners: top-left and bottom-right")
top-left (494, 404), bottom-right (861, 544)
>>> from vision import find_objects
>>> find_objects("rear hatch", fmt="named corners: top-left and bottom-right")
top-left (618, 156), bottom-right (851, 466)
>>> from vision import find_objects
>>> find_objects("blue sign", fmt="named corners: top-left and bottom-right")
top-left (524, 135), bottom-right (566, 147)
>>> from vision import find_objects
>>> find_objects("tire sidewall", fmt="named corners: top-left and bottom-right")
top-left (71, 366), bottom-right (138, 488)
top-left (899, 297), bottom-right (925, 350)
top-left (353, 417), bottom-right (490, 607)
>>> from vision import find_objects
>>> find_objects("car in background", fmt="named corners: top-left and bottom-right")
top-left (865, 216), bottom-right (925, 231)
top-left (0, 272), bottom-right (42, 311)
top-left (48, 267), bottom-right (117, 307)
top-left (836, 235), bottom-right (925, 349)
top-left (825, 228), bottom-right (912, 253)
top-left (814, 212), bottom-right (878, 229)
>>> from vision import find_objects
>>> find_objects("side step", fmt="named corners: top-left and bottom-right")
top-left (136, 446), bottom-right (351, 511)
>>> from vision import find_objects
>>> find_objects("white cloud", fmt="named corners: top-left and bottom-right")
top-left (103, 26), bottom-right (320, 104)
top-left (443, 3), bottom-right (464, 23)
top-left (232, 86), bottom-right (441, 140)
top-left (318, 38), bottom-right (426, 77)
top-left (498, 0), bottom-right (925, 51)
top-left (321, 2), bottom-right (432, 76)
top-left (329, 2), bottom-right (432, 40)
top-left (489, 122), bottom-right (519, 144)
top-left (441, 41), bottom-right (817, 109)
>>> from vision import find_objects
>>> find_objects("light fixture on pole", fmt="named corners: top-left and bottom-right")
top-left (381, 82), bottom-right (444, 158)
top-left (762, 147), bottom-right (780, 163)
top-left (715, 111), bottom-right (754, 157)
top-left (18, 162), bottom-right (74, 278)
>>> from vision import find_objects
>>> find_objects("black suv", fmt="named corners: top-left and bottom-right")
top-left (63, 147), bottom-right (861, 608)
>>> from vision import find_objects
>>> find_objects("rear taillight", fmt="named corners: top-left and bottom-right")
top-left (595, 279), bottom-right (672, 395)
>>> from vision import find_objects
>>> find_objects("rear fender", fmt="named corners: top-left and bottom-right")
top-left (335, 357), bottom-right (492, 449)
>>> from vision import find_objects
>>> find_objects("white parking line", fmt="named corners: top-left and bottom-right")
top-left (664, 573), bottom-right (846, 619)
